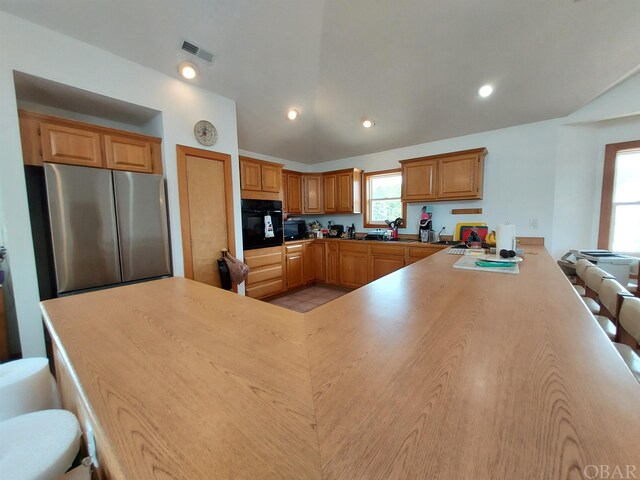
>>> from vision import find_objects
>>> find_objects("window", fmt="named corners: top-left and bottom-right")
top-left (599, 141), bottom-right (640, 254)
top-left (363, 169), bottom-right (406, 228)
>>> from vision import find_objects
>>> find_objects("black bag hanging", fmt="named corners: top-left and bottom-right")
top-left (217, 257), bottom-right (232, 290)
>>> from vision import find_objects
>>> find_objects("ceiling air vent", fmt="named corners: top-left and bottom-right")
top-left (181, 40), bottom-right (215, 64)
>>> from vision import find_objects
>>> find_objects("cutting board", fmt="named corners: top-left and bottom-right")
top-left (452, 255), bottom-right (519, 275)
top-left (454, 222), bottom-right (487, 241)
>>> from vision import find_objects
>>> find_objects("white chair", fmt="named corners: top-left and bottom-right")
top-left (0, 357), bottom-right (61, 422)
top-left (573, 259), bottom-right (594, 297)
top-left (582, 266), bottom-right (615, 315)
top-left (592, 278), bottom-right (632, 341)
top-left (0, 409), bottom-right (80, 479)
top-left (613, 296), bottom-right (640, 382)
top-left (628, 257), bottom-right (639, 296)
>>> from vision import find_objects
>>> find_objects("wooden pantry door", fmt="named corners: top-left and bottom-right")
top-left (177, 145), bottom-right (236, 289)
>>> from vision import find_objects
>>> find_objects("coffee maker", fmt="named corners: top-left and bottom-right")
top-left (419, 205), bottom-right (438, 243)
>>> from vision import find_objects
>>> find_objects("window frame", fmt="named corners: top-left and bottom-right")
top-left (363, 168), bottom-right (407, 229)
top-left (598, 140), bottom-right (640, 253)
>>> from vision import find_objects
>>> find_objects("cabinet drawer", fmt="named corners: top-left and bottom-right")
top-left (285, 244), bottom-right (303, 254)
top-left (407, 247), bottom-right (438, 259)
top-left (247, 264), bottom-right (283, 285)
top-left (244, 247), bottom-right (282, 268)
top-left (371, 245), bottom-right (405, 256)
top-left (246, 279), bottom-right (283, 299)
top-left (339, 243), bottom-right (368, 254)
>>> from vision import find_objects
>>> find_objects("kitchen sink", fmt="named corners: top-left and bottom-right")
top-left (433, 240), bottom-right (465, 246)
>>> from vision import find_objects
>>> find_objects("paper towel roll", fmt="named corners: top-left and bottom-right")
top-left (496, 224), bottom-right (516, 253)
top-left (0, 358), bottom-right (61, 422)
top-left (0, 409), bottom-right (80, 480)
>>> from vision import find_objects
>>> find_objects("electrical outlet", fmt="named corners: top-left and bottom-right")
top-left (529, 219), bottom-right (538, 229)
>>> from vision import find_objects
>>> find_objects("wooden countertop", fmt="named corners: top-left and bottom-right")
top-left (41, 247), bottom-right (640, 479)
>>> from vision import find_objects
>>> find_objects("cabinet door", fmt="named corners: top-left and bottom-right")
top-left (406, 246), bottom-right (439, 265)
top-left (401, 159), bottom-right (437, 202)
top-left (303, 175), bottom-right (323, 214)
top-left (326, 243), bottom-right (338, 284)
top-left (438, 153), bottom-right (482, 199)
top-left (287, 173), bottom-right (302, 214)
top-left (281, 172), bottom-right (288, 212)
top-left (312, 243), bottom-right (326, 282)
top-left (339, 251), bottom-right (368, 288)
top-left (323, 174), bottom-right (337, 213)
top-left (286, 253), bottom-right (303, 289)
top-left (369, 245), bottom-right (405, 282)
top-left (370, 255), bottom-right (405, 281)
top-left (41, 122), bottom-right (103, 168)
top-left (303, 243), bottom-right (314, 284)
top-left (240, 159), bottom-right (262, 191)
top-left (104, 134), bottom-right (153, 173)
top-left (337, 172), bottom-right (354, 213)
top-left (261, 164), bottom-right (282, 192)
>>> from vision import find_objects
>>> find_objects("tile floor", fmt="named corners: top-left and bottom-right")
top-left (268, 285), bottom-right (350, 313)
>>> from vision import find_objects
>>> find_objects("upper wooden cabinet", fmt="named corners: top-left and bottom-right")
top-left (240, 156), bottom-right (283, 200)
top-left (18, 110), bottom-right (162, 174)
top-left (261, 163), bottom-right (282, 192)
top-left (281, 172), bottom-right (288, 212)
top-left (103, 134), bottom-right (153, 173)
top-left (438, 151), bottom-right (484, 199)
top-left (240, 160), bottom-right (262, 191)
top-left (41, 122), bottom-right (103, 168)
top-left (302, 174), bottom-right (323, 214)
top-left (400, 148), bottom-right (487, 202)
top-left (323, 174), bottom-right (337, 213)
top-left (284, 171), bottom-right (302, 214)
top-left (401, 158), bottom-right (437, 202)
top-left (323, 169), bottom-right (363, 214)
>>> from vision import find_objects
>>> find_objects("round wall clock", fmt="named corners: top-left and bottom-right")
top-left (193, 120), bottom-right (217, 146)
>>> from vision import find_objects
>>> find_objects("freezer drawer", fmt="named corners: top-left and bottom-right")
top-left (113, 171), bottom-right (171, 281)
top-left (45, 163), bottom-right (122, 293)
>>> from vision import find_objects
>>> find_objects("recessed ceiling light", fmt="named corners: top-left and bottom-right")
top-left (287, 108), bottom-right (300, 120)
top-left (478, 85), bottom-right (493, 97)
top-left (362, 119), bottom-right (375, 128)
top-left (178, 62), bottom-right (198, 80)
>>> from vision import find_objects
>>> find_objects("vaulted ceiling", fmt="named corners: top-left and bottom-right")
top-left (2, 0), bottom-right (640, 163)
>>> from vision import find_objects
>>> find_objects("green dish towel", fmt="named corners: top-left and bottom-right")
top-left (475, 261), bottom-right (517, 268)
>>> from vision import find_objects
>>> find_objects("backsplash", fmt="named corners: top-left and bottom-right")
top-left (288, 201), bottom-right (487, 238)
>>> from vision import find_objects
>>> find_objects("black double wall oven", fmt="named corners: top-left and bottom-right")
top-left (241, 199), bottom-right (283, 250)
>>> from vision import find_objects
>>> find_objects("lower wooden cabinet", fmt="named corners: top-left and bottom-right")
top-left (285, 244), bottom-right (304, 289)
top-left (369, 245), bottom-right (406, 282)
top-left (326, 243), bottom-right (339, 285)
top-left (311, 243), bottom-right (326, 283)
top-left (338, 244), bottom-right (368, 288)
top-left (303, 242), bottom-right (314, 284)
top-left (406, 246), bottom-right (440, 265)
top-left (244, 246), bottom-right (284, 299)
top-left (244, 241), bottom-right (445, 298)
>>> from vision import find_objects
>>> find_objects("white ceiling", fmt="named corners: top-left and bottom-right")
top-left (2, 0), bottom-right (640, 164)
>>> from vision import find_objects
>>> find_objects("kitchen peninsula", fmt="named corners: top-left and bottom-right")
top-left (41, 247), bottom-right (640, 479)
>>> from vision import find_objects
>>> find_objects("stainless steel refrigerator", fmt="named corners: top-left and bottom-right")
top-left (44, 163), bottom-right (171, 295)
